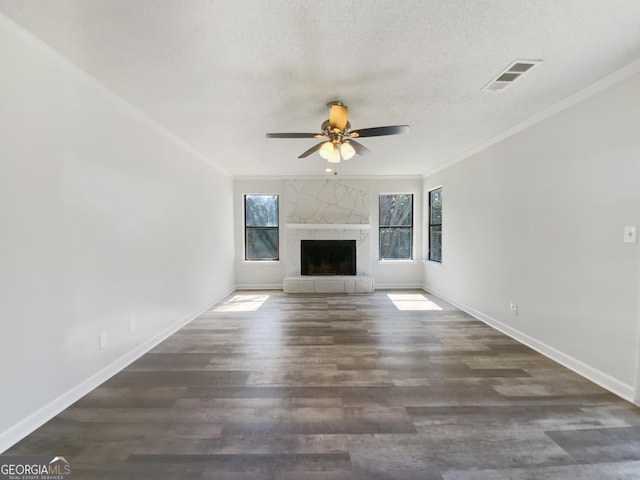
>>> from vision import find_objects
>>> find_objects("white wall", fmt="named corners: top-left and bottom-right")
top-left (0, 15), bottom-right (235, 451)
top-left (423, 70), bottom-right (640, 402)
top-left (234, 177), bottom-right (423, 289)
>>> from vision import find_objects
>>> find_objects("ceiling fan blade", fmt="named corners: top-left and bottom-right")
top-left (329, 104), bottom-right (348, 131)
top-left (348, 139), bottom-right (371, 156)
top-left (349, 125), bottom-right (410, 138)
top-left (298, 142), bottom-right (326, 158)
top-left (266, 133), bottom-right (322, 138)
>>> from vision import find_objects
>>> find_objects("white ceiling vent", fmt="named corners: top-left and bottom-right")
top-left (482, 60), bottom-right (542, 92)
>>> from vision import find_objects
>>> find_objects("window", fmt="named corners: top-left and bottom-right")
top-left (244, 194), bottom-right (279, 261)
top-left (379, 193), bottom-right (413, 260)
top-left (428, 188), bottom-right (442, 262)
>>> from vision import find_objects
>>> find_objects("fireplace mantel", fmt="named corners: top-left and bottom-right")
top-left (286, 223), bottom-right (370, 230)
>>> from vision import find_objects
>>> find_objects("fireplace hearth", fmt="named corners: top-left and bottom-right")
top-left (301, 240), bottom-right (356, 276)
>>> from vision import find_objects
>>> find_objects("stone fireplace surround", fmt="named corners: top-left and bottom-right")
top-left (282, 179), bottom-right (375, 293)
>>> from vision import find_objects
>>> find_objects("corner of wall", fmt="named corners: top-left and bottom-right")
top-left (0, 287), bottom-right (234, 454)
top-left (423, 285), bottom-right (636, 404)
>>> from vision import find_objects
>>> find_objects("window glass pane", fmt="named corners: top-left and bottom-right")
top-left (379, 194), bottom-right (413, 226)
top-left (429, 225), bottom-right (442, 262)
top-left (380, 227), bottom-right (412, 259)
top-left (430, 189), bottom-right (442, 225)
top-left (246, 228), bottom-right (279, 260)
top-left (245, 194), bottom-right (278, 227)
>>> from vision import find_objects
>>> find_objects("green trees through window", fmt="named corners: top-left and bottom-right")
top-left (245, 194), bottom-right (279, 261)
top-left (429, 188), bottom-right (442, 262)
top-left (379, 193), bottom-right (413, 260)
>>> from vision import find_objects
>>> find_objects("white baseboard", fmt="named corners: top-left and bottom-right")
top-left (375, 283), bottom-right (424, 290)
top-left (234, 283), bottom-right (284, 290)
top-left (422, 284), bottom-right (637, 405)
top-left (0, 287), bottom-right (234, 454)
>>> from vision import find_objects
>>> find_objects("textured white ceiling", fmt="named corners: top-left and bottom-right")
top-left (1, 0), bottom-right (640, 177)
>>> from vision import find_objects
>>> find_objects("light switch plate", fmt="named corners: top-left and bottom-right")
top-left (624, 225), bottom-right (637, 244)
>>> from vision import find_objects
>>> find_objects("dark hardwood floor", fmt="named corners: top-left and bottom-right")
top-left (4, 290), bottom-right (640, 479)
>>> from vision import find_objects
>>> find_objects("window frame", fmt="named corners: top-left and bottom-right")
top-left (378, 193), bottom-right (414, 261)
top-left (244, 194), bottom-right (279, 262)
top-left (428, 187), bottom-right (442, 263)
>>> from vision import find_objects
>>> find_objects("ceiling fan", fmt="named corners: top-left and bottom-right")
top-left (266, 101), bottom-right (409, 164)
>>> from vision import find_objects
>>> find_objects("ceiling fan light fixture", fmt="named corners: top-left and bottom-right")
top-left (340, 142), bottom-right (355, 160)
top-left (319, 141), bottom-right (333, 160)
top-left (328, 144), bottom-right (341, 163)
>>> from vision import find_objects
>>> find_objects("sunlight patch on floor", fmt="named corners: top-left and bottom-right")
top-left (387, 293), bottom-right (443, 311)
top-left (214, 294), bottom-right (270, 312)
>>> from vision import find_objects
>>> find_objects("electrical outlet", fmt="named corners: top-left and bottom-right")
top-left (99, 332), bottom-right (108, 349)
top-left (129, 318), bottom-right (137, 333)
top-left (624, 226), bottom-right (637, 244)
top-left (510, 303), bottom-right (518, 315)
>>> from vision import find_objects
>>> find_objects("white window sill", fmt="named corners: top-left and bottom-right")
top-left (243, 260), bottom-right (281, 265)
top-left (422, 259), bottom-right (442, 267)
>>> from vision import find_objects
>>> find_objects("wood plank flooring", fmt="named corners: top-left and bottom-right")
top-left (4, 290), bottom-right (640, 479)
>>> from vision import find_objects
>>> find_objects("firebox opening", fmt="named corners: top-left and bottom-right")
top-left (301, 240), bottom-right (356, 276)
